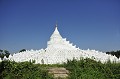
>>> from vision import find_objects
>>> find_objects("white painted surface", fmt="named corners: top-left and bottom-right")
top-left (6, 26), bottom-right (120, 64)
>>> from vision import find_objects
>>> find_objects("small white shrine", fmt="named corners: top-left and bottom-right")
top-left (6, 24), bottom-right (120, 64)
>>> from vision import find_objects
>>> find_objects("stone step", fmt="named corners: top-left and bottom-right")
top-left (48, 67), bottom-right (69, 78)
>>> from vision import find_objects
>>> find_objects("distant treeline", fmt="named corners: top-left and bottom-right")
top-left (106, 50), bottom-right (120, 58)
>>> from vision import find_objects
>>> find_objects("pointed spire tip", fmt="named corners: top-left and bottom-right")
top-left (55, 21), bottom-right (58, 27)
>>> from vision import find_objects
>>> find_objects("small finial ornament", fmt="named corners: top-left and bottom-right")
top-left (55, 21), bottom-right (58, 27)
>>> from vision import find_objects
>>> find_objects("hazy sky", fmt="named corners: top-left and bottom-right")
top-left (0, 0), bottom-right (120, 53)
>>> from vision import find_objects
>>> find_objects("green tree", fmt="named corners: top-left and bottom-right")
top-left (0, 49), bottom-right (4, 60)
top-left (0, 49), bottom-right (3, 52)
top-left (0, 49), bottom-right (10, 59)
top-left (106, 50), bottom-right (120, 58)
top-left (19, 49), bottom-right (26, 52)
top-left (4, 50), bottom-right (10, 58)
top-left (0, 53), bottom-right (4, 60)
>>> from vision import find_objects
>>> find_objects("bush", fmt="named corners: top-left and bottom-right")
top-left (64, 58), bottom-right (120, 79)
top-left (0, 60), bottom-right (53, 79)
top-left (0, 58), bottom-right (120, 79)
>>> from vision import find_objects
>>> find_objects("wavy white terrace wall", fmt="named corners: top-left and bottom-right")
top-left (4, 25), bottom-right (120, 64)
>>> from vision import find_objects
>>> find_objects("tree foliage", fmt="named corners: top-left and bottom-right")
top-left (19, 49), bottom-right (26, 52)
top-left (0, 60), bottom-right (53, 79)
top-left (0, 49), bottom-right (10, 60)
top-left (106, 50), bottom-right (120, 58)
top-left (0, 58), bottom-right (120, 79)
top-left (64, 58), bottom-right (120, 79)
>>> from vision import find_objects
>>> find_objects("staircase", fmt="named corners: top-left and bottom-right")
top-left (48, 67), bottom-right (69, 79)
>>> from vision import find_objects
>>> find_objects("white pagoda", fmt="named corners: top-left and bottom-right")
top-left (6, 24), bottom-right (120, 64)
top-left (47, 24), bottom-right (78, 50)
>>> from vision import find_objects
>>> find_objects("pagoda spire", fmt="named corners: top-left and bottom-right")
top-left (55, 21), bottom-right (58, 27)
top-left (49, 22), bottom-right (62, 39)
top-left (54, 22), bottom-right (59, 34)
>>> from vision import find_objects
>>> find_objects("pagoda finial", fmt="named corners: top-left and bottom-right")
top-left (55, 21), bottom-right (58, 27)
